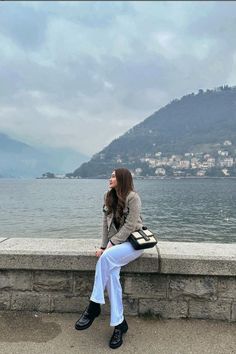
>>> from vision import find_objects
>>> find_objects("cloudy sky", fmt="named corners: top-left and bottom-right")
top-left (0, 1), bottom-right (236, 156)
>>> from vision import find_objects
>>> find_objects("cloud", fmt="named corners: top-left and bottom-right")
top-left (0, 1), bottom-right (236, 156)
top-left (0, 3), bottom-right (48, 50)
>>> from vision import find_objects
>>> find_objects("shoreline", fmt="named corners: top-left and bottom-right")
top-left (1, 176), bottom-right (236, 180)
top-left (36, 176), bottom-right (236, 180)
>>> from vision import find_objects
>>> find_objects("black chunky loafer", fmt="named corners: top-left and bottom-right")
top-left (109, 318), bottom-right (128, 349)
top-left (75, 301), bottom-right (101, 330)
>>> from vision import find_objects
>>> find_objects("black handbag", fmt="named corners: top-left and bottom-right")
top-left (128, 226), bottom-right (158, 250)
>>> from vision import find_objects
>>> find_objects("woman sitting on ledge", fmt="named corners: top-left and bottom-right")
top-left (74, 168), bottom-right (144, 349)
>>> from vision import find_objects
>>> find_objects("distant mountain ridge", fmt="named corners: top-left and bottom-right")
top-left (0, 133), bottom-right (33, 153)
top-left (72, 85), bottom-right (236, 178)
top-left (0, 133), bottom-right (88, 178)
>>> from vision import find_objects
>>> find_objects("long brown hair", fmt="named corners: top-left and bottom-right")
top-left (105, 168), bottom-right (134, 222)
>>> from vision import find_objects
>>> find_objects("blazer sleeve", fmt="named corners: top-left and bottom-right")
top-left (110, 192), bottom-right (141, 245)
top-left (101, 192), bottom-right (109, 249)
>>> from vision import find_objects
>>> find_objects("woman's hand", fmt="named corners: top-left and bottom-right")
top-left (96, 241), bottom-right (113, 257)
top-left (95, 248), bottom-right (104, 258)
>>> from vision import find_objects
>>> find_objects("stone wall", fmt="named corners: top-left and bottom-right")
top-left (0, 238), bottom-right (235, 322)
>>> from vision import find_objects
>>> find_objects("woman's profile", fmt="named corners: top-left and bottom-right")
top-left (74, 168), bottom-right (144, 349)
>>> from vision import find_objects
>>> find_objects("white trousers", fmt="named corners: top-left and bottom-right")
top-left (90, 241), bottom-right (144, 326)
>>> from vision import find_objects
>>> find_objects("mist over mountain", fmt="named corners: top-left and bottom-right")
top-left (0, 133), bottom-right (88, 178)
top-left (72, 86), bottom-right (236, 178)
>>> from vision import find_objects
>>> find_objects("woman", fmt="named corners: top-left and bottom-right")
top-left (75, 168), bottom-right (144, 349)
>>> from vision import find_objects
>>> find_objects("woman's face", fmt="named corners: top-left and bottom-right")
top-left (109, 171), bottom-right (118, 189)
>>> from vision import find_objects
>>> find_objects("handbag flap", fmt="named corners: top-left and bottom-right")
top-left (131, 231), bottom-right (142, 239)
top-left (142, 229), bottom-right (153, 237)
top-left (131, 229), bottom-right (156, 240)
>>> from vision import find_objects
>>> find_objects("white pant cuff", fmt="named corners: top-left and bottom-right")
top-left (110, 315), bottom-right (124, 327)
top-left (90, 296), bottom-right (105, 305)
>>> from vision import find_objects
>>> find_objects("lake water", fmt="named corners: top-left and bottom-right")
top-left (0, 178), bottom-right (236, 243)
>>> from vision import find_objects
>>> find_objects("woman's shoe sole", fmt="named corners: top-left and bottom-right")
top-left (109, 339), bottom-right (123, 349)
top-left (75, 318), bottom-right (96, 330)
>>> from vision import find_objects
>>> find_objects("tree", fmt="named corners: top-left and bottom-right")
top-left (42, 172), bottom-right (55, 178)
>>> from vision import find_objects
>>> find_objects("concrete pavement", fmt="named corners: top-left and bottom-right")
top-left (0, 311), bottom-right (235, 354)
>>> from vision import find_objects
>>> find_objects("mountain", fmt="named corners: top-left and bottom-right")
top-left (0, 133), bottom-right (88, 178)
top-left (72, 85), bottom-right (236, 178)
top-left (0, 132), bottom-right (33, 153)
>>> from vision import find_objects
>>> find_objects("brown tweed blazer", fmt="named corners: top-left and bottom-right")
top-left (101, 190), bottom-right (143, 248)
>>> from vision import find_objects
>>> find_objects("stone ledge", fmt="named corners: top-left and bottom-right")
top-left (0, 238), bottom-right (235, 276)
top-left (158, 241), bottom-right (236, 276)
top-left (0, 238), bottom-right (158, 273)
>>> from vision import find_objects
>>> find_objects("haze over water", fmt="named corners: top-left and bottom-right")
top-left (0, 178), bottom-right (235, 243)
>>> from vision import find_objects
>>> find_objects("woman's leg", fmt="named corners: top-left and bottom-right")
top-left (90, 241), bottom-right (144, 325)
top-left (106, 266), bottom-right (123, 326)
top-left (90, 249), bottom-right (119, 304)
